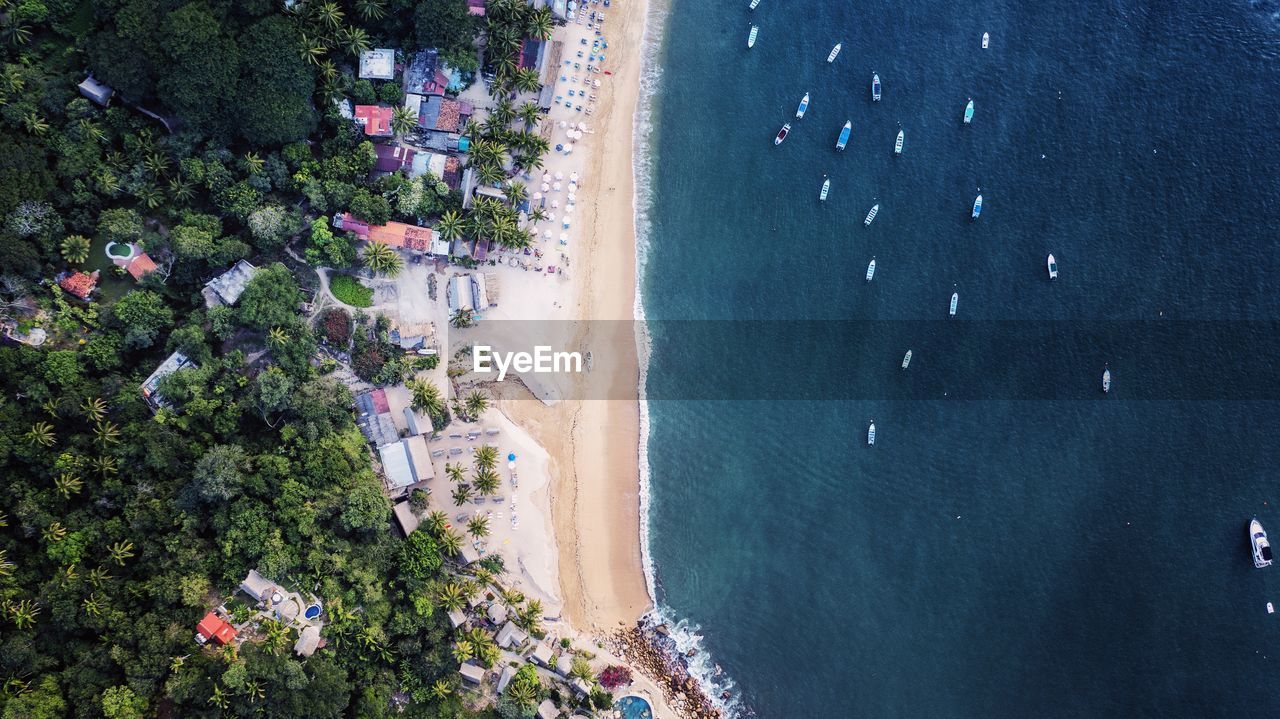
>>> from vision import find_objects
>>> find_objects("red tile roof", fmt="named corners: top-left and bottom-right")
top-left (58, 270), bottom-right (98, 300)
top-left (370, 388), bottom-right (390, 414)
top-left (354, 105), bottom-right (394, 136)
top-left (436, 99), bottom-right (462, 132)
top-left (126, 253), bottom-right (158, 280)
top-left (338, 213), bottom-right (434, 251)
top-left (468, 0), bottom-right (486, 15)
top-left (196, 612), bottom-right (238, 645)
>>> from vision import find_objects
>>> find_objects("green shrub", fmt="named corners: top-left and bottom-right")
top-left (329, 274), bottom-right (373, 307)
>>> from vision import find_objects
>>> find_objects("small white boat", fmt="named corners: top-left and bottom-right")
top-left (894, 129), bottom-right (904, 155)
top-left (748, 25), bottom-right (758, 48)
top-left (971, 194), bottom-right (983, 219)
top-left (871, 73), bottom-right (881, 101)
top-left (1047, 254), bottom-right (1058, 279)
top-left (964, 98), bottom-right (974, 124)
top-left (1102, 365), bottom-right (1111, 393)
top-left (819, 176), bottom-right (830, 201)
top-left (836, 120), bottom-right (851, 150)
top-left (867, 421), bottom-right (876, 446)
top-left (774, 123), bottom-right (790, 145)
top-left (1269, 602), bottom-right (1275, 614)
top-left (982, 32), bottom-right (989, 49)
top-left (901, 350), bottom-right (912, 370)
top-left (827, 43), bottom-right (842, 62)
top-left (749, 0), bottom-right (761, 9)
top-left (1252, 518), bottom-right (1274, 568)
top-left (949, 292), bottom-right (958, 316)
top-left (864, 203), bottom-right (879, 226)
top-left (865, 258), bottom-right (876, 282)
top-left (796, 92), bottom-right (810, 119)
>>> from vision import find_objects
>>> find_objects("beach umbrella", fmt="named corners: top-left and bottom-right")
top-left (555, 143), bottom-right (564, 152)
top-left (560, 233), bottom-right (569, 243)
top-left (558, 120), bottom-right (568, 128)
top-left (543, 229), bottom-right (552, 239)
top-left (532, 191), bottom-right (542, 200)
top-left (570, 171), bottom-right (580, 181)
top-left (541, 182), bottom-right (550, 192)
top-left (551, 199), bottom-right (559, 208)
top-left (577, 123), bottom-right (587, 131)
top-left (566, 203), bottom-right (576, 213)
top-left (508, 453), bottom-right (516, 462)
top-left (555, 171), bottom-right (564, 180)
top-left (553, 181), bottom-right (562, 191)
top-left (543, 172), bottom-right (551, 182)
top-left (562, 218), bottom-right (572, 229)
top-left (564, 143), bottom-right (574, 154)
top-left (593, 80), bottom-right (602, 88)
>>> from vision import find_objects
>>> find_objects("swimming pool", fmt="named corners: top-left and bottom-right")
top-left (616, 695), bottom-right (652, 719)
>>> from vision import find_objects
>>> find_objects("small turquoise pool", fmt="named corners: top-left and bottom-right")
top-left (617, 695), bottom-right (652, 719)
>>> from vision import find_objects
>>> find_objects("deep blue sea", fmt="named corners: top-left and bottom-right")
top-left (638, 0), bottom-right (1280, 716)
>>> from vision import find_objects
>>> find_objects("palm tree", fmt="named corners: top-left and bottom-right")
top-left (7, 599), bottom-right (40, 629)
top-left (42, 522), bottom-right (66, 543)
top-left (451, 485), bottom-right (473, 507)
top-left (362, 242), bottom-right (404, 277)
top-left (491, 98), bottom-right (516, 127)
top-left (428, 679), bottom-right (453, 700)
top-left (355, 0), bottom-right (388, 21)
top-left (53, 473), bottom-right (82, 499)
top-left (391, 105), bottom-right (417, 137)
top-left (466, 515), bottom-right (490, 539)
top-left (526, 7), bottom-right (554, 40)
top-left (477, 163), bottom-right (506, 187)
top-left (472, 468), bottom-right (500, 496)
top-left (512, 68), bottom-right (542, 94)
top-left (208, 685), bottom-right (229, 710)
top-left (93, 420), bottom-right (120, 447)
top-left (41, 398), bottom-right (59, 417)
top-left (465, 390), bottom-right (490, 418)
top-left (92, 455), bottom-right (117, 478)
top-left (438, 529), bottom-right (463, 557)
top-left (408, 378), bottom-right (445, 416)
top-left (504, 181), bottom-right (528, 206)
top-left (436, 210), bottom-right (465, 242)
top-left (507, 680), bottom-right (538, 707)
top-left (451, 308), bottom-right (475, 328)
top-left (108, 540), bottom-right (135, 566)
top-left (529, 207), bottom-right (548, 224)
top-left (499, 587), bottom-right (525, 607)
top-left (135, 184), bottom-right (163, 209)
top-left (425, 510), bottom-right (448, 535)
top-left (299, 34), bottom-right (328, 65)
top-left (82, 594), bottom-right (103, 617)
top-left (338, 26), bottom-right (371, 57)
top-left (267, 326), bottom-right (290, 349)
top-left (25, 422), bottom-right (54, 448)
top-left (445, 462), bottom-right (467, 484)
top-left (243, 152), bottom-right (265, 175)
top-left (517, 101), bottom-right (541, 129)
top-left (0, 550), bottom-right (13, 578)
top-left (473, 445), bottom-right (498, 471)
top-left (452, 640), bottom-right (474, 664)
top-left (462, 118), bottom-right (482, 139)
top-left (261, 619), bottom-right (290, 655)
top-left (436, 582), bottom-right (466, 612)
top-left (144, 152), bottom-right (170, 176)
top-left (21, 111), bottom-right (47, 136)
top-left (312, 0), bottom-right (345, 30)
top-left (60, 235), bottom-right (91, 265)
top-left (87, 566), bottom-right (113, 587)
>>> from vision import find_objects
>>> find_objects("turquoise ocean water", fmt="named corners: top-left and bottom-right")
top-left (637, 0), bottom-right (1280, 716)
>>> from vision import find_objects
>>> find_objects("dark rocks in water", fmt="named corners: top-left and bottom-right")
top-left (655, 623), bottom-right (670, 636)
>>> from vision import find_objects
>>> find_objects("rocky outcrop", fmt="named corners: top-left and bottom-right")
top-left (603, 620), bottom-right (724, 719)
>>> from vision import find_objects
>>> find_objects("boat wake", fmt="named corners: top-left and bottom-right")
top-left (631, 2), bottom-right (749, 717)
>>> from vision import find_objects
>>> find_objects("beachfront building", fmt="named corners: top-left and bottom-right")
top-left (530, 642), bottom-right (554, 668)
top-left (201, 259), bottom-right (257, 308)
top-left (377, 435), bottom-right (435, 497)
top-left (447, 608), bottom-right (467, 628)
top-left (392, 501), bottom-right (420, 536)
top-left (294, 625), bottom-right (322, 658)
top-left (195, 612), bottom-right (238, 646)
top-left (554, 653), bottom-right (573, 677)
top-left (354, 388), bottom-right (400, 447)
top-left (459, 663), bottom-right (485, 684)
top-left (333, 213), bottom-right (436, 255)
top-left (354, 105), bottom-right (394, 136)
top-left (359, 49), bottom-right (396, 80)
top-left (495, 621), bottom-right (528, 650)
top-left (141, 351), bottom-right (196, 410)
top-left (403, 405), bottom-right (434, 435)
top-left (496, 665), bottom-right (515, 693)
top-left (536, 699), bottom-right (558, 719)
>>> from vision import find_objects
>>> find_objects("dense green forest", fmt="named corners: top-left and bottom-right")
top-left (0, 0), bottom-right (551, 716)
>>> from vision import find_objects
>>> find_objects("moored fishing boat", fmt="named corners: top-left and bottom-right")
top-left (871, 73), bottom-right (881, 101)
top-left (749, 0), bottom-right (761, 9)
top-left (774, 123), bottom-right (790, 145)
top-left (1252, 518), bottom-right (1274, 568)
top-left (827, 43), bottom-right (842, 62)
top-left (748, 25), bottom-right (758, 48)
top-left (865, 258), bottom-right (876, 281)
top-left (964, 98), bottom-right (974, 124)
top-left (836, 120), bottom-right (851, 150)
top-left (864, 203), bottom-right (879, 226)
top-left (867, 421), bottom-right (876, 446)
top-left (1102, 365), bottom-right (1111, 393)
top-left (894, 129), bottom-right (904, 155)
top-left (819, 176), bottom-right (830, 201)
top-left (982, 31), bottom-right (989, 48)
top-left (796, 92), bottom-right (810, 119)
top-left (1047, 254), bottom-right (1058, 279)
top-left (971, 194), bottom-right (983, 219)
top-left (902, 350), bottom-right (912, 370)
top-left (949, 292), bottom-right (958, 316)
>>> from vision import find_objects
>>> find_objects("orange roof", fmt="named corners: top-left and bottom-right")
top-left (126, 253), bottom-right (158, 280)
top-left (368, 221), bottom-right (433, 250)
top-left (196, 612), bottom-right (238, 645)
top-left (353, 105), bottom-right (393, 136)
top-left (58, 270), bottom-right (98, 300)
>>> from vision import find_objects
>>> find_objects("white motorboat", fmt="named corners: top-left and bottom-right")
top-left (865, 258), bottom-right (876, 282)
top-left (1252, 518), bottom-right (1274, 568)
top-left (796, 92), bottom-right (810, 119)
top-left (864, 203), bottom-right (879, 226)
top-left (819, 176), bottom-right (830, 201)
top-left (827, 43), bottom-right (842, 62)
top-left (902, 350), bottom-right (912, 370)
top-left (748, 25), bottom-right (758, 48)
top-left (867, 421), bottom-right (876, 446)
top-left (1047, 254), bottom-right (1058, 279)
top-left (894, 129), bottom-right (904, 155)
top-left (949, 292), bottom-right (958, 316)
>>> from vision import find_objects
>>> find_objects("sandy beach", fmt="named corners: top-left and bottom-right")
top-left (502, 0), bottom-right (653, 632)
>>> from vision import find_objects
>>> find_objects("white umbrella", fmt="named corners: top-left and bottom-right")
top-left (541, 182), bottom-right (550, 192)
top-left (555, 171), bottom-right (564, 180)
top-left (553, 181), bottom-right (562, 191)
top-left (564, 143), bottom-right (574, 154)
top-left (532, 191), bottom-right (543, 200)
top-left (558, 120), bottom-right (568, 128)
top-left (542, 172), bottom-right (552, 183)
top-left (562, 218), bottom-right (572, 229)
top-left (560, 233), bottom-right (569, 243)
top-left (577, 123), bottom-right (587, 131)
top-left (566, 203), bottom-right (576, 213)
top-left (543, 229), bottom-right (552, 239)
top-left (551, 199), bottom-right (559, 208)
top-left (570, 172), bottom-right (580, 181)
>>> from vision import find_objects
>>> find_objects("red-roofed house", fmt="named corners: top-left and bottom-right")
top-left (58, 270), bottom-right (99, 300)
top-left (125, 253), bottom-right (158, 280)
top-left (374, 144), bottom-right (417, 173)
top-left (370, 387), bottom-right (390, 414)
top-left (436, 99), bottom-right (462, 133)
top-left (354, 105), bottom-right (393, 136)
top-left (468, 0), bottom-right (486, 15)
top-left (196, 612), bottom-right (238, 646)
top-left (334, 213), bottom-right (434, 252)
